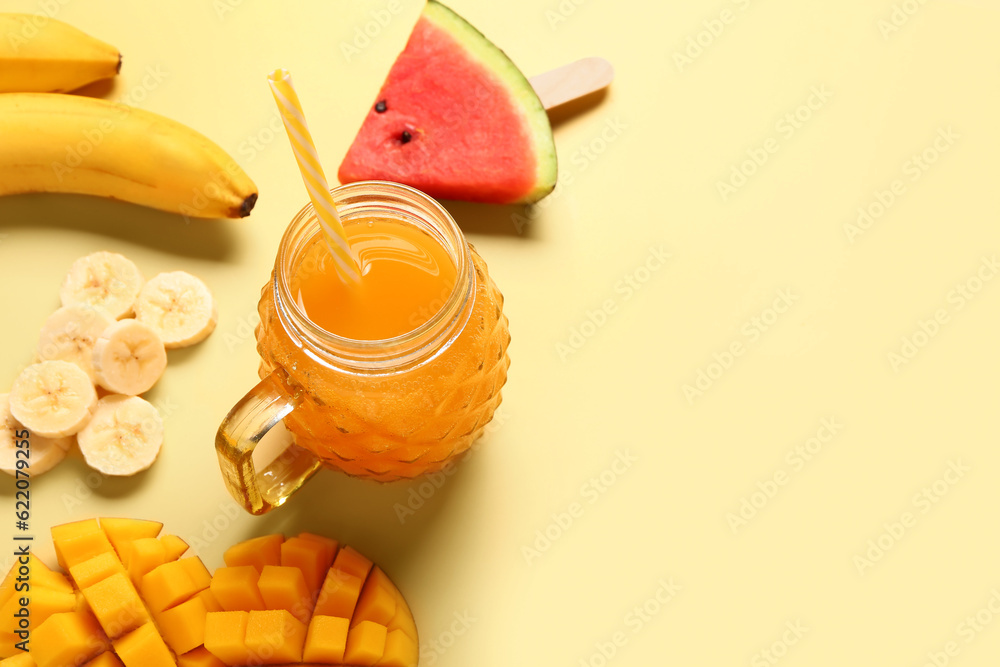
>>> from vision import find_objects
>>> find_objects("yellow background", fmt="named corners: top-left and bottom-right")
top-left (3, 0), bottom-right (1000, 664)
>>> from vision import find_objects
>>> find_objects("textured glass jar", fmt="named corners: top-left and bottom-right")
top-left (216, 182), bottom-right (510, 514)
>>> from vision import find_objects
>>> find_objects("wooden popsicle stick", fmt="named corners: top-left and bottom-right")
top-left (530, 57), bottom-right (615, 111)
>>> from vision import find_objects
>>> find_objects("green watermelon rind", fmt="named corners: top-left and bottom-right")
top-left (424, 0), bottom-right (558, 205)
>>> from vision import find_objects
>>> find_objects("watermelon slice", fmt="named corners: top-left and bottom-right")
top-left (338, 0), bottom-right (557, 205)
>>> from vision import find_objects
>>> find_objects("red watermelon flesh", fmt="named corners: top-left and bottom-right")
top-left (338, 1), bottom-right (558, 205)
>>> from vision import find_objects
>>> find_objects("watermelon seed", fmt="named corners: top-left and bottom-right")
top-left (400, 130), bottom-right (412, 144)
top-left (375, 100), bottom-right (387, 113)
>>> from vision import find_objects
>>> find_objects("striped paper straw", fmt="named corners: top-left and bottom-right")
top-left (267, 68), bottom-right (361, 283)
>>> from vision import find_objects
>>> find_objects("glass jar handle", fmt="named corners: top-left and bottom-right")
top-left (215, 371), bottom-right (322, 515)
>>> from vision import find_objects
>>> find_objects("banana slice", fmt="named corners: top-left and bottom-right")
top-left (0, 394), bottom-right (73, 477)
top-left (9, 360), bottom-right (98, 438)
top-left (77, 395), bottom-right (163, 476)
top-left (134, 271), bottom-right (217, 349)
top-left (60, 252), bottom-right (145, 319)
top-left (92, 319), bottom-right (167, 395)
top-left (36, 304), bottom-right (115, 381)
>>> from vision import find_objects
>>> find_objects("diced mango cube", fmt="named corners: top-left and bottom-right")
top-left (161, 535), bottom-right (189, 561)
top-left (0, 629), bottom-right (20, 659)
top-left (223, 534), bottom-right (284, 574)
top-left (113, 623), bottom-right (174, 667)
top-left (180, 558), bottom-right (212, 592)
top-left (280, 536), bottom-right (335, 595)
top-left (27, 587), bottom-right (78, 629)
top-left (30, 610), bottom-right (108, 667)
top-left (245, 609), bottom-right (306, 664)
top-left (297, 533), bottom-right (338, 561)
top-left (386, 583), bottom-right (418, 642)
top-left (0, 653), bottom-right (35, 667)
top-left (314, 568), bottom-right (363, 619)
top-left (141, 559), bottom-right (203, 613)
top-left (56, 532), bottom-right (116, 570)
top-left (98, 519), bottom-right (162, 560)
top-left (196, 588), bottom-right (223, 613)
top-left (124, 538), bottom-right (166, 588)
top-left (333, 546), bottom-right (373, 580)
top-left (258, 566), bottom-right (311, 624)
top-left (0, 564), bottom-right (15, 609)
top-left (302, 615), bottom-right (349, 663)
top-left (51, 520), bottom-right (102, 570)
top-left (0, 586), bottom-right (77, 636)
top-left (51, 519), bottom-right (102, 538)
top-left (82, 573), bottom-right (150, 638)
top-left (344, 620), bottom-right (387, 666)
top-left (0, 596), bottom-right (22, 635)
top-left (70, 552), bottom-right (127, 589)
top-left (177, 646), bottom-right (226, 667)
top-left (376, 628), bottom-right (419, 667)
top-left (0, 594), bottom-right (25, 636)
top-left (298, 531), bottom-right (338, 548)
top-left (25, 554), bottom-right (73, 594)
top-left (353, 567), bottom-right (397, 627)
top-left (154, 594), bottom-right (207, 654)
top-left (203, 611), bottom-right (251, 665)
top-left (210, 567), bottom-right (265, 612)
top-left (82, 652), bottom-right (123, 667)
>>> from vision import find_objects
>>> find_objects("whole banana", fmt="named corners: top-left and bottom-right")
top-left (0, 93), bottom-right (258, 219)
top-left (0, 13), bottom-right (120, 93)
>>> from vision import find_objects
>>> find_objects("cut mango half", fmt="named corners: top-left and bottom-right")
top-left (0, 521), bottom-right (417, 667)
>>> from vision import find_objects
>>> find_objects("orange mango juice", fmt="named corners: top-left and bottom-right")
top-left (290, 218), bottom-right (457, 341)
